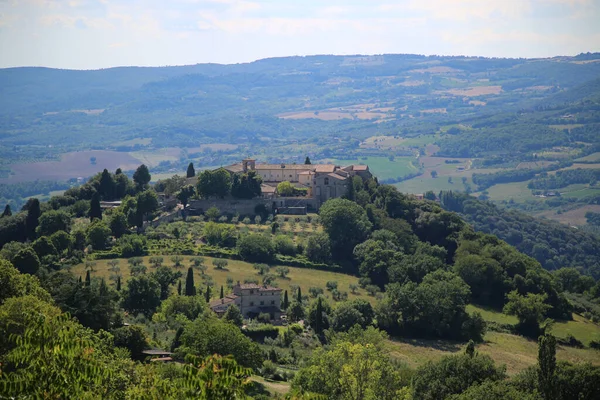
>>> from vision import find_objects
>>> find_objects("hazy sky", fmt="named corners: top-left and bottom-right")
top-left (1, 0), bottom-right (599, 69)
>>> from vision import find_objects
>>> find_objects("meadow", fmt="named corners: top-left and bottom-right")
top-left (326, 156), bottom-right (419, 181)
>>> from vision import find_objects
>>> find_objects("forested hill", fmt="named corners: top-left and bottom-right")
top-left (439, 191), bottom-right (600, 277)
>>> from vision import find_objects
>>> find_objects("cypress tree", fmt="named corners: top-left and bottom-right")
top-left (538, 334), bottom-right (557, 400)
top-left (185, 267), bottom-right (195, 296)
top-left (283, 290), bottom-right (289, 310)
top-left (304, 156), bottom-right (311, 165)
top-left (89, 192), bottom-right (102, 221)
top-left (177, 280), bottom-right (182, 295)
top-left (171, 327), bottom-right (184, 352)
top-left (2, 204), bottom-right (11, 217)
top-left (78, 276), bottom-right (82, 284)
top-left (220, 285), bottom-right (224, 299)
top-left (205, 286), bottom-right (211, 303)
top-left (186, 162), bottom-right (195, 178)
top-left (25, 198), bottom-right (40, 240)
top-left (315, 297), bottom-right (323, 334)
top-left (116, 276), bottom-right (121, 291)
top-left (297, 287), bottom-right (302, 303)
top-left (115, 168), bottom-right (122, 175)
top-left (85, 270), bottom-right (91, 287)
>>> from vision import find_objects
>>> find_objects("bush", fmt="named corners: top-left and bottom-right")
top-left (273, 235), bottom-right (296, 256)
top-left (326, 281), bottom-right (338, 291)
top-left (237, 234), bottom-right (274, 263)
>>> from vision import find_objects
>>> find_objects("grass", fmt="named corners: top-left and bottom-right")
top-left (72, 255), bottom-right (369, 303)
top-left (576, 152), bottom-right (600, 162)
top-left (325, 156), bottom-right (419, 181)
top-left (466, 304), bottom-right (518, 325)
top-left (552, 314), bottom-right (600, 345)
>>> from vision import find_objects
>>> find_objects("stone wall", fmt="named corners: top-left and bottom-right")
top-left (144, 209), bottom-right (182, 228)
top-left (188, 198), bottom-right (272, 216)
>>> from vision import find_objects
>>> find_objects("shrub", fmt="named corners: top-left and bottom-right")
top-left (237, 234), bottom-right (274, 263)
top-left (326, 281), bottom-right (338, 291)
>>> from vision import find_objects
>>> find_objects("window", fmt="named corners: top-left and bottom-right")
top-left (271, 300), bottom-right (275, 305)
top-left (260, 301), bottom-right (264, 306)
top-left (289, 175), bottom-right (292, 178)
top-left (250, 302), bottom-right (254, 306)
top-left (324, 177), bottom-right (329, 185)
top-left (250, 290), bottom-right (254, 295)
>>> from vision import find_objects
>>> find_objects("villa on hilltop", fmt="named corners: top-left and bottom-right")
top-left (189, 158), bottom-right (371, 215)
top-left (209, 282), bottom-right (282, 320)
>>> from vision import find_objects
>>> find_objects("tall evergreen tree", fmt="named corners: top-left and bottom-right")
top-left (186, 162), bottom-right (196, 178)
top-left (297, 287), bottom-right (302, 303)
top-left (538, 334), bottom-right (557, 400)
top-left (85, 270), bottom-right (91, 287)
top-left (220, 285), bottom-right (224, 299)
top-left (99, 169), bottom-right (115, 200)
top-left (205, 286), bottom-right (211, 303)
top-left (304, 156), bottom-right (311, 165)
top-left (133, 164), bottom-right (151, 190)
top-left (78, 276), bottom-right (82, 284)
top-left (185, 267), bottom-right (195, 296)
top-left (2, 204), bottom-right (11, 217)
top-left (116, 276), bottom-right (121, 291)
top-left (115, 168), bottom-right (122, 175)
top-left (177, 280), bottom-right (182, 295)
top-left (89, 192), bottom-right (102, 221)
top-left (283, 290), bottom-right (289, 310)
top-left (25, 198), bottom-right (41, 240)
top-left (315, 297), bottom-right (323, 334)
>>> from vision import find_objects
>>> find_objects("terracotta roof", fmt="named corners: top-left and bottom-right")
top-left (314, 165), bottom-right (336, 173)
top-left (298, 170), bottom-right (315, 175)
top-left (327, 173), bottom-right (348, 180)
top-left (223, 163), bottom-right (244, 173)
top-left (236, 283), bottom-right (281, 292)
top-left (352, 165), bottom-right (369, 171)
top-left (261, 184), bottom-right (277, 193)
top-left (254, 164), bottom-right (315, 170)
top-left (209, 296), bottom-right (238, 308)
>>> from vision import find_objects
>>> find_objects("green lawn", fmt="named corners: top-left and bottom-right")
top-left (325, 156), bottom-right (419, 181)
top-left (72, 256), bottom-right (369, 303)
top-left (466, 304), bottom-right (518, 325)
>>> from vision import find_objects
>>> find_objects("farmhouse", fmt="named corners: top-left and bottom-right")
top-left (209, 282), bottom-right (283, 320)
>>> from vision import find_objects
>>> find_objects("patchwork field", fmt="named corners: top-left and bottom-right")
top-left (0, 150), bottom-right (143, 183)
top-left (278, 103), bottom-right (393, 121)
top-left (444, 86), bottom-right (503, 97)
top-left (576, 152), bottom-right (600, 162)
top-left (535, 204), bottom-right (600, 226)
top-left (129, 147), bottom-right (182, 167)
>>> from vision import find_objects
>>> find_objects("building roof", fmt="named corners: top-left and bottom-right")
top-left (261, 184), bottom-right (277, 193)
top-left (327, 173), bottom-right (348, 181)
top-left (352, 165), bottom-right (369, 171)
top-left (298, 170), bottom-right (315, 175)
top-left (254, 164), bottom-right (315, 170)
top-left (314, 165), bottom-right (336, 173)
top-left (142, 349), bottom-right (173, 356)
top-left (223, 163), bottom-right (244, 173)
top-left (236, 283), bottom-right (281, 292)
top-left (209, 295), bottom-right (238, 309)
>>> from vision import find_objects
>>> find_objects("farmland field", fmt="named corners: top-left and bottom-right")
top-left (0, 150), bottom-right (143, 183)
top-left (535, 204), bottom-right (600, 226)
top-left (324, 156), bottom-right (418, 181)
top-left (576, 152), bottom-right (600, 162)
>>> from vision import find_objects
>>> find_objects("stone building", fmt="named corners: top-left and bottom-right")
top-left (222, 158), bottom-right (371, 210)
top-left (209, 282), bottom-right (282, 320)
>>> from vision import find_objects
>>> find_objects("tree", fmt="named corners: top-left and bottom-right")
top-left (275, 266), bottom-right (290, 278)
top-left (89, 192), bottom-right (102, 221)
top-left (154, 295), bottom-right (207, 325)
top-left (109, 210), bottom-right (128, 238)
top-left (0, 259), bottom-right (51, 305)
top-left (277, 181), bottom-right (295, 196)
top-left (319, 198), bottom-right (372, 260)
top-left (331, 299), bottom-right (374, 332)
top-left (293, 340), bottom-right (404, 400)
top-left (431, 170), bottom-right (438, 178)
top-left (283, 290), bottom-right (289, 310)
top-left (213, 259), bottom-right (228, 270)
top-left (223, 304), bottom-right (243, 326)
top-left (205, 207), bottom-right (220, 221)
top-left (2, 204), bottom-right (12, 217)
top-left (538, 334), bottom-right (556, 400)
top-left (185, 267), bottom-right (196, 296)
top-left (25, 198), bottom-right (40, 240)
top-left (12, 247), bottom-right (40, 275)
top-left (86, 220), bottom-right (112, 250)
top-left (288, 300), bottom-right (305, 322)
top-left (220, 285), bottom-right (224, 299)
top-left (273, 235), bottom-right (296, 256)
top-left (231, 171), bottom-right (262, 199)
top-left (304, 156), bottom-right (311, 165)
top-left (112, 325), bottom-right (149, 360)
top-left (98, 169), bottom-right (115, 200)
top-left (177, 185), bottom-right (196, 208)
top-left (133, 164), bottom-right (151, 189)
top-left (50, 230), bottom-right (72, 254)
top-left (177, 279), bottom-right (182, 295)
top-left (237, 234), bottom-right (274, 262)
top-left (85, 270), bottom-right (91, 286)
top-left (503, 291), bottom-right (551, 337)
top-left (32, 236), bottom-right (57, 259)
top-left (297, 286), bottom-right (302, 303)
top-left (121, 275), bottom-right (161, 317)
top-left (305, 232), bottom-right (332, 263)
top-left (314, 297), bottom-right (324, 334)
top-left (37, 210), bottom-right (71, 237)
top-left (116, 276), bottom-right (121, 291)
top-left (151, 266), bottom-right (183, 300)
top-left (412, 353), bottom-right (506, 400)
top-left (205, 286), bottom-right (211, 303)
top-left (187, 162), bottom-right (196, 178)
top-left (197, 169), bottom-right (232, 199)
top-left (136, 190), bottom-right (158, 221)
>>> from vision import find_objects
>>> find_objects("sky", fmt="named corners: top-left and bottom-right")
top-left (0, 0), bottom-right (599, 70)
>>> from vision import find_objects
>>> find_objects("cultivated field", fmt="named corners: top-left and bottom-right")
top-left (536, 204), bottom-right (600, 226)
top-left (325, 156), bottom-right (419, 181)
top-left (444, 86), bottom-right (503, 97)
top-left (0, 150), bottom-right (143, 183)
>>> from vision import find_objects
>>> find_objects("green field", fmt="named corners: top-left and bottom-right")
top-left (72, 256), bottom-right (368, 303)
top-left (575, 152), bottom-right (600, 162)
top-left (326, 156), bottom-right (419, 181)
